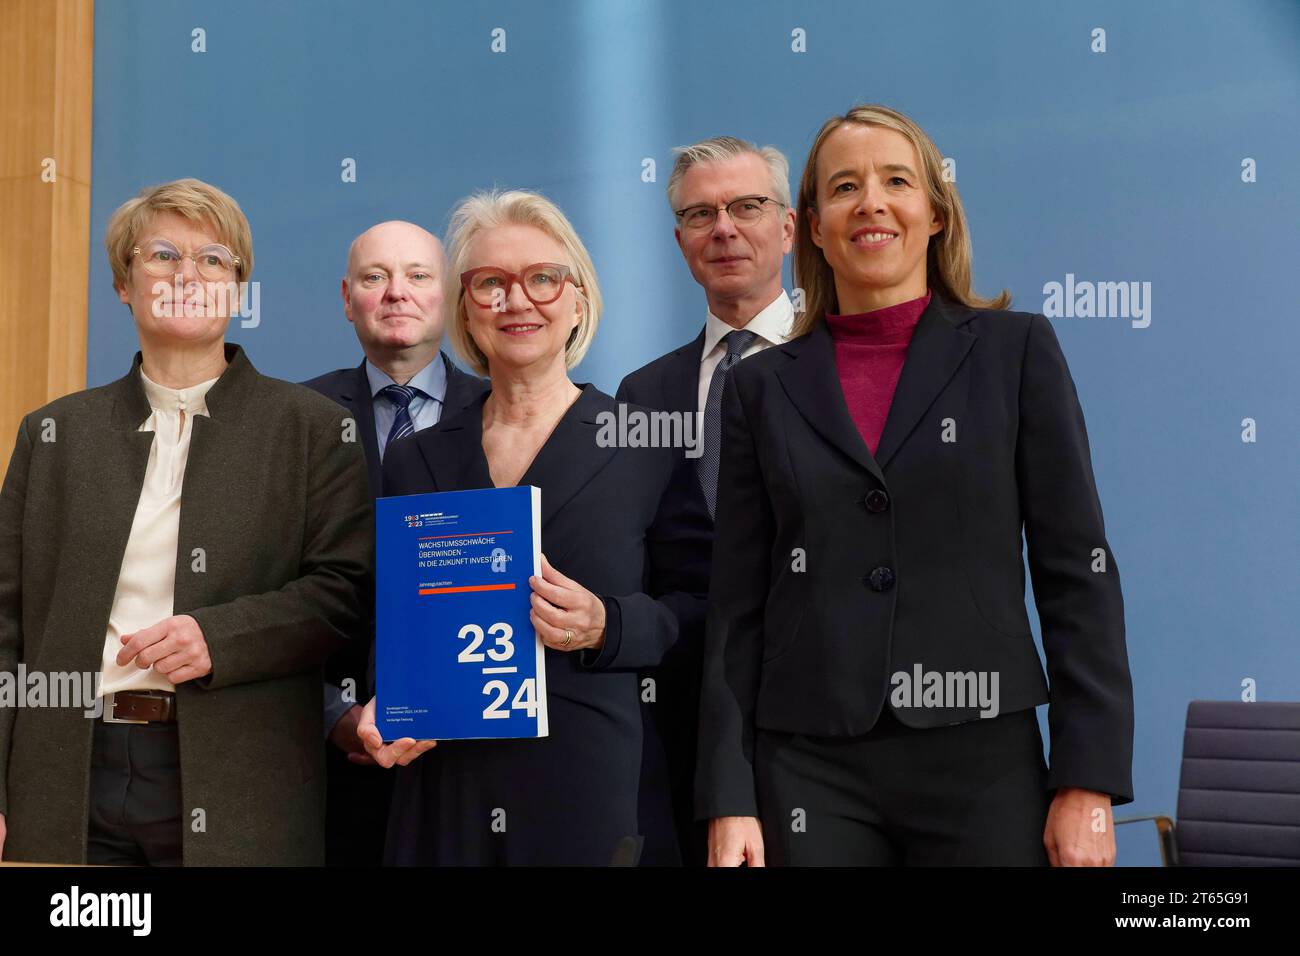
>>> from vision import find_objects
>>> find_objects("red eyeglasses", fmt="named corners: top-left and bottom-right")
top-left (460, 262), bottom-right (575, 308)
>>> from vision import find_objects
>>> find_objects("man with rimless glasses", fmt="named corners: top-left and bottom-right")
top-left (616, 135), bottom-right (797, 865)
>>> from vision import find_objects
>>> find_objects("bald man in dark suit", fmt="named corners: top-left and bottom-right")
top-left (304, 221), bottom-right (486, 865)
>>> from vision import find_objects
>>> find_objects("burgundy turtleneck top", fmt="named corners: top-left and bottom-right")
top-left (824, 288), bottom-right (932, 457)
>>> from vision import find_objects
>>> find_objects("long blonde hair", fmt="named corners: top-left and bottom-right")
top-left (793, 104), bottom-right (1009, 336)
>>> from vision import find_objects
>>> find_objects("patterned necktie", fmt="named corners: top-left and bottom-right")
top-left (379, 384), bottom-right (418, 452)
top-left (698, 329), bottom-right (757, 519)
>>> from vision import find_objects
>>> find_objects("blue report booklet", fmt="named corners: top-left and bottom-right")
top-left (375, 486), bottom-right (548, 741)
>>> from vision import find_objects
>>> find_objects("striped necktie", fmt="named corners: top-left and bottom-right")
top-left (379, 383), bottom-right (419, 452)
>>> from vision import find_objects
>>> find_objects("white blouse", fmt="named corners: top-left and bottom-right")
top-left (98, 368), bottom-right (220, 697)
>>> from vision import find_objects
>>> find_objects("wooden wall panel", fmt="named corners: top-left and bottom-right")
top-left (0, 0), bottom-right (93, 476)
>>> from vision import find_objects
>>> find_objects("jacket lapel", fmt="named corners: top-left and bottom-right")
top-left (412, 385), bottom-right (618, 528)
top-left (413, 392), bottom-right (492, 495)
top-left (775, 324), bottom-right (885, 484)
top-left (667, 330), bottom-right (706, 413)
top-left (336, 361), bottom-right (382, 495)
top-left (87, 361), bottom-right (159, 659)
top-left (519, 385), bottom-right (618, 528)
top-left (175, 346), bottom-right (259, 587)
top-left (872, 293), bottom-right (977, 470)
top-left (440, 351), bottom-right (488, 417)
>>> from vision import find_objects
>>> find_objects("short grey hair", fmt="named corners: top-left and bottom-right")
top-left (666, 135), bottom-right (792, 212)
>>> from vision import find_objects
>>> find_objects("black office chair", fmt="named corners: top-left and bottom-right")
top-left (1116, 700), bottom-right (1300, 866)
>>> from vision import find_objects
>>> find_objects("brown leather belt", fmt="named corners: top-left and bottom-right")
top-left (104, 690), bottom-right (177, 724)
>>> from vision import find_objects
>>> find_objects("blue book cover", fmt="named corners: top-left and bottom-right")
top-left (375, 486), bottom-right (547, 741)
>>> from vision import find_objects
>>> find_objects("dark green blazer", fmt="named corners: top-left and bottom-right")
top-left (0, 343), bottom-right (373, 865)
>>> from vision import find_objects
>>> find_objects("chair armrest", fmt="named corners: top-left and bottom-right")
top-left (1115, 814), bottom-right (1178, 866)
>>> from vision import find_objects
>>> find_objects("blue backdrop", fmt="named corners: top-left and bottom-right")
top-left (87, 0), bottom-right (1300, 866)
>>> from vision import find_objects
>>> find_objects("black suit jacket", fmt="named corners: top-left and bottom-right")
top-left (696, 291), bottom-right (1134, 820)
top-left (301, 350), bottom-right (487, 864)
top-left (380, 385), bottom-right (710, 863)
top-left (303, 351), bottom-right (488, 693)
top-left (302, 351), bottom-right (489, 498)
top-left (615, 329), bottom-right (712, 674)
top-left (616, 330), bottom-right (704, 420)
top-left (383, 384), bottom-right (710, 672)
top-left (617, 332), bottom-right (715, 864)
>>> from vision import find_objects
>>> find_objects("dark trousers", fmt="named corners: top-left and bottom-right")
top-left (648, 664), bottom-right (708, 867)
top-left (87, 720), bottom-right (184, 866)
top-left (324, 744), bottom-right (393, 867)
top-left (755, 706), bottom-right (1050, 866)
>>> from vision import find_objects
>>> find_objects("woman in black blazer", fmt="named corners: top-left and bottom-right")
top-left (358, 189), bottom-right (710, 865)
top-left (697, 105), bottom-right (1134, 866)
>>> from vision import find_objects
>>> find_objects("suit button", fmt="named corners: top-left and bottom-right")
top-left (866, 566), bottom-right (895, 592)
top-left (863, 489), bottom-right (890, 513)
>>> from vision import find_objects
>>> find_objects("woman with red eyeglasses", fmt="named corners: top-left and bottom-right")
top-left (357, 189), bottom-right (710, 866)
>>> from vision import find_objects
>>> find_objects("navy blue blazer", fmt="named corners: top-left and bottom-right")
top-left (302, 351), bottom-right (488, 497)
top-left (379, 384), bottom-right (710, 864)
top-left (302, 351), bottom-right (488, 703)
top-left (616, 331), bottom-right (716, 864)
top-left (617, 330), bottom-right (705, 421)
top-left (615, 330), bottom-right (713, 670)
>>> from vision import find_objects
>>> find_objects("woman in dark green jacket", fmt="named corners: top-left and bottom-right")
top-left (0, 178), bottom-right (372, 865)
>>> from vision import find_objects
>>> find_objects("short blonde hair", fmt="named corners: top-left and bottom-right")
top-left (666, 135), bottom-right (792, 211)
top-left (444, 189), bottom-right (602, 377)
top-left (793, 105), bottom-right (1009, 337)
top-left (105, 178), bottom-right (254, 291)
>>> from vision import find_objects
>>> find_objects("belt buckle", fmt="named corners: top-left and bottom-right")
top-left (102, 692), bottom-right (150, 725)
